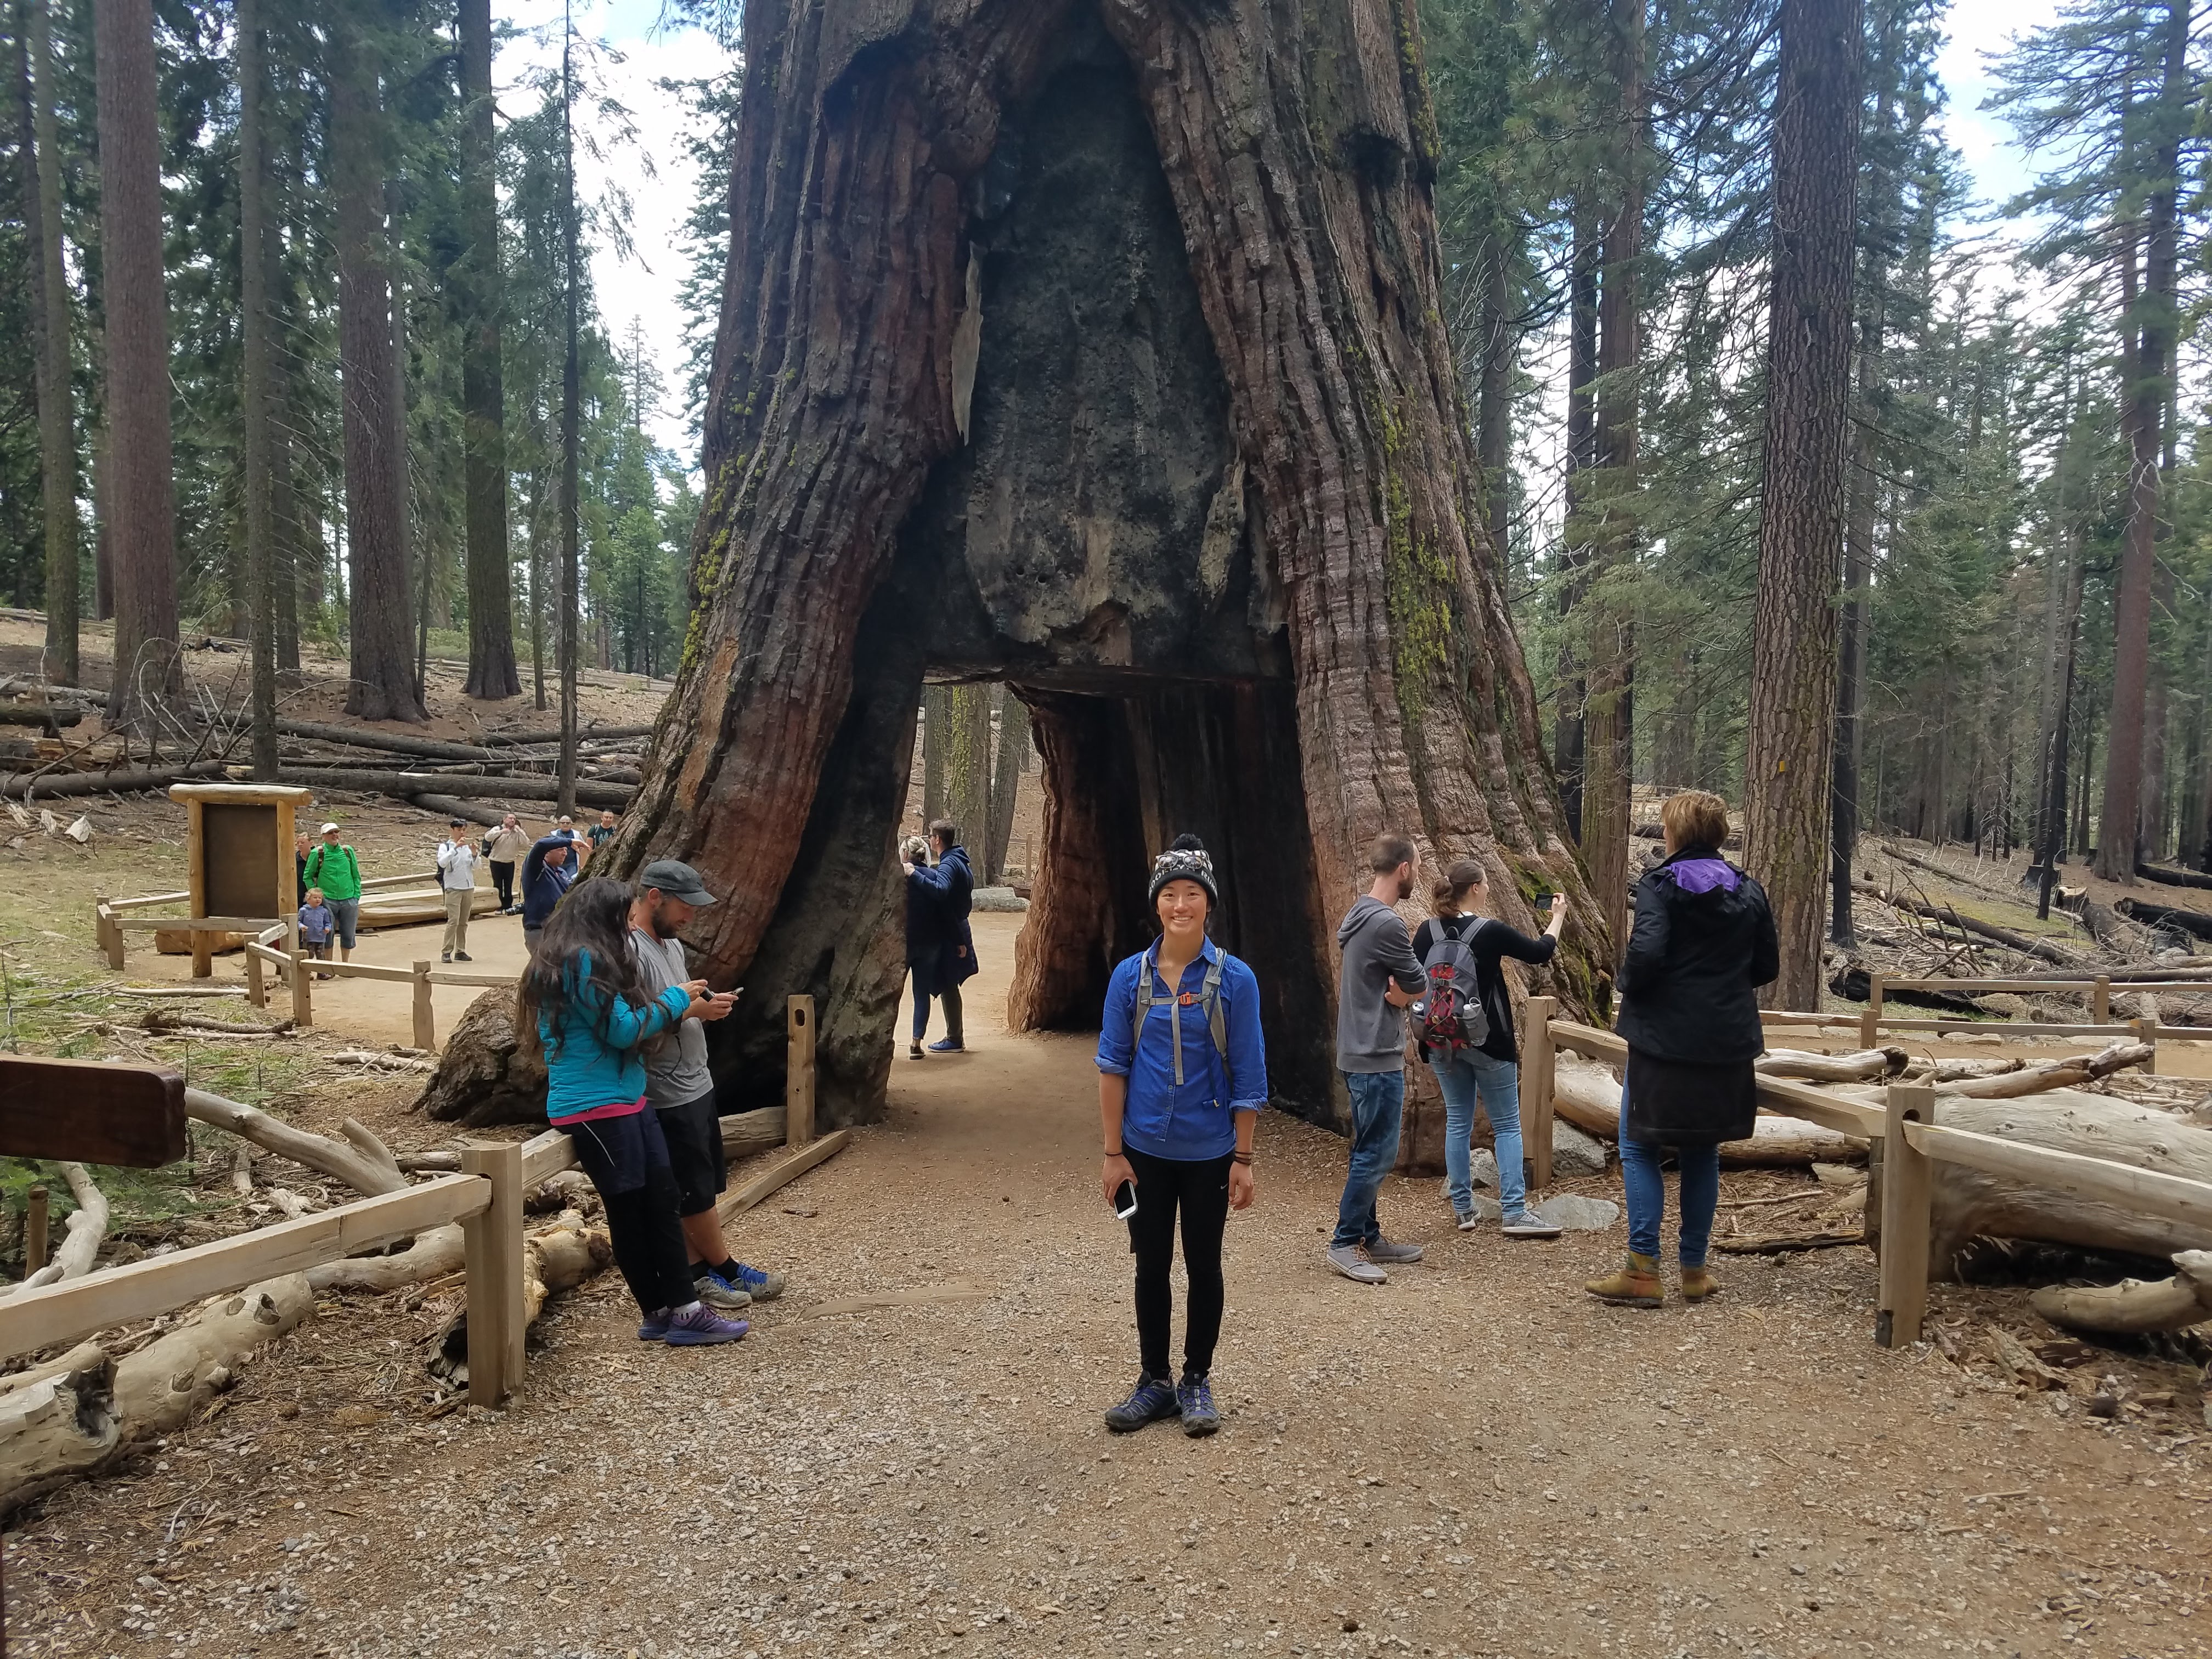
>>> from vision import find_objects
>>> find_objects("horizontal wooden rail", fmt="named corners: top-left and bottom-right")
top-left (1877, 976), bottom-right (2212, 995)
top-left (1547, 1018), bottom-right (1880, 1139)
top-left (114, 914), bottom-right (282, 935)
top-left (1760, 1012), bottom-right (2207, 1042)
top-left (1547, 1018), bottom-right (1627, 1063)
top-left (426, 968), bottom-right (521, 989)
top-left (358, 870), bottom-right (438, 893)
top-left (1903, 1121), bottom-right (2212, 1231)
top-left (0, 1173), bottom-right (489, 1361)
top-left (106, 890), bottom-right (192, 912)
top-left (310, 960), bottom-right (417, 984)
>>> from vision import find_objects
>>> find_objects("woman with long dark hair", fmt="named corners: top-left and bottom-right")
top-left (1586, 791), bottom-right (1779, 1307)
top-left (518, 876), bottom-right (747, 1346)
top-left (1095, 836), bottom-right (1268, 1437)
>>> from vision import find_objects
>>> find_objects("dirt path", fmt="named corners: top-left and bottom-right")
top-left (8, 915), bottom-right (2211, 1656)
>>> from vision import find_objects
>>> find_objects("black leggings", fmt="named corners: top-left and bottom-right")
top-left (1123, 1146), bottom-right (1232, 1382)
top-left (561, 1113), bottom-right (697, 1316)
top-left (490, 861), bottom-right (515, 909)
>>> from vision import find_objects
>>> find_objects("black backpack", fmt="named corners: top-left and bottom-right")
top-left (1414, 918), bottom-right (1490, 1054)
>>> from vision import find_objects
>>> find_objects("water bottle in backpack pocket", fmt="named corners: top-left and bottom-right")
top-left (1412, 918), bottom-right (1490, 1055)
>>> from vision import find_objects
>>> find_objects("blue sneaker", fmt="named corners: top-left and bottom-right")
top-left (927, 1038), bottom-right (964, 1053)
top-left (664, 1304), bottom-right (748, 1346)
top-left (1103, 1374), bottom-right (1182, 1434)
top-left (692, 1268), bottom-right (753, 1311)
top-left (1177, 1374), bottom-right (1220, 1437)
top-left (637, 1308), bottom-right (670, 1341)
top-left (729, 1262), bottom-right (786, 1302)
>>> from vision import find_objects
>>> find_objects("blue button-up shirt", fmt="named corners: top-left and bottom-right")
top-left (1096, 938), bottom-right (1269, 1161)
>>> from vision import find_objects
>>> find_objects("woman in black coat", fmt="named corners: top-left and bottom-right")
top-left (901, 837), bottom-right (945, 1059)
top-left (1585, 789), bottom-right (1779, 1308)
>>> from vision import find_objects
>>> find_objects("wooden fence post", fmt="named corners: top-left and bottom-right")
top-left (95, 898), bottom-right (125, 972)
top-left (787, 995), bottom-right (816, 1148)
top-left (25, 1185), bottom-right (48, 1274)
top-left (2132, 1015), bottom-right (2158, 1075)
top-left (246, 945), bottom-right (265, 1009)
top-left (412, 962), bottom-right (436, 1052)
top-left (2092, 976), bottom-right (2112, 1024)
top-left (1875, 1083), bottom-right (1936, 1348)
top-left (1861, 972), bottom-right (1884, 1049)
top-left (288, 916), bottom-right (313, 1029)
top-left (1523, 995), bottom-right (1557, 1191)
top-left (460, 1141), bottom-right (526, 1408)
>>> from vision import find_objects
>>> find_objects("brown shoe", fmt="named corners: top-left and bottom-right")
top-left (1680, 1263), bottom-right (1719, 1303)
top-left (1583, 1251), bottom-right (1663, 1307)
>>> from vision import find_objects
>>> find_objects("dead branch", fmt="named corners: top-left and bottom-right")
top-left (183, 1088), bottom-right (409, 1198)
top-left (1756, 1046), bottom-right (1909, 1083)
top-left (2028, 1250), bottom-right (2212, 1335)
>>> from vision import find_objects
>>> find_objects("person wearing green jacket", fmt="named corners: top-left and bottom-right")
top-left (302, 822), bottom-right (364, 961)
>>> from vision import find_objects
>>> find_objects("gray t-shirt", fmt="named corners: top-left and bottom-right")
top-left (630, 927), bottom-right (712, 1108)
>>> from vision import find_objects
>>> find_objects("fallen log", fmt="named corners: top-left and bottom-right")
top-left (431, 1209), bottom-right (613, 1378)
top-left (1827, 964), bottom-right (1991, 1015)
top-left (1553, 1060), bottom-right (1868, 1165)
top-left (1933, 1040), bottom-right (2154, 1099)
top-left (475, 721), bottom-right (655, 747)
top-left (0, 1276), bottom-right (312, 1516)
top-left (1713, 1231), bottom-right (1864, 1255)
top-left (1850, 879), bottom-right (2093, 968)
top-left (1, 761), bottom-right (225, 800)
top-left (0, 705), bottom-right (80, 732)
top-left (1901, 1056), bottom-right (2025, 1083)
top-left (2136, 862), bottom-right (2212, 892)
top-left (0, 1164), bottom-right (108, 1296)
top-left (408, 794), bottom-right (514, 830)
top-left (1756, 1046), bottom-right (1909, 1084)
top-left (2028, 1249), bottom-right (2212, 1335)
top-left (274, 766), bottom-right (633, 809)
top-left (273, 719), bottom-right (510, 763)
top-left (183, 1088), bottom-right (408, 1197)
top-left (307, 1224), bottom-right (461, 1293)
top-left (2116, 898), bottom-right (2212, 944)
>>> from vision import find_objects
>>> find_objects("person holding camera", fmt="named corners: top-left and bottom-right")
top-left (1586, 790), bottom-right (1778, 1307)
top-left (1096, 836), bottom-right (1268, 1437)
top-left (628, 861), bottom-right (789, 1313)
top-left (1409, 860), bottom-right (1568, 1237)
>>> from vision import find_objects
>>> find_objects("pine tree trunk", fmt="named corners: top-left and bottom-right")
top-left (90, 413), bottom-right (113, 622)
top-left (1744, 0), bottom-right (1863, 1009)
top-left (920, 686), bottom-right (949, 825)
top-left (944, 684), bottom-right (991, 865)
top-left (985, 687), bottom-right (1027, 883)
top-left (2095, 0), bottom-right (2187, 883)
top-left (1476, 242), bottom-right (1511, 556)
top-left (1554, 212), bottom-right (1599, 842)
top-left (620, 0), bottom-right (1604, 1120)
top-left (236, 0), bottom-right (278, 778)
top-left (458, 0), bottom-right (519, 702)
top-left (22, 0), bottom-right (78, 685)
top-left (1581, 0), bottom-right (1645, 961)
top-left (329, 18), bottom-right (426, 724)
top-left (94, 0), bottom-right (184, 735)
top-left (557, 25), bottom-right (581, 816)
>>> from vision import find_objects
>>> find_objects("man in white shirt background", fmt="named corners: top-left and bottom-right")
top-left (435, 817), bottom-right (479, 963)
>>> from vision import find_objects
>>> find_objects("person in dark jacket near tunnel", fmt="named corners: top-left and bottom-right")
top-left (1586, 789), bottom-right (1779, 1309)
top-left (903, 819), bottom-right (978, 1053)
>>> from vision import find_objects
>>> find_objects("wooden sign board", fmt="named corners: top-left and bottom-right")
top-left (168, 783), bottom-right (312, 978)
top-left (0, 1057), bottom-right (187, 1167)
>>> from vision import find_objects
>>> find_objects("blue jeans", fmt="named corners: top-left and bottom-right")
top-left (1333, 1070), bottom-right (1404, 1249)
top-left (1430, 1049), bottom-right (1528, 1218)
top-left (1618, 1135), bottom-right (1720, 1266)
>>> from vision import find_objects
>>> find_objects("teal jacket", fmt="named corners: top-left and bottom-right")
top-left (537, 947), bottom-right (691, 1120)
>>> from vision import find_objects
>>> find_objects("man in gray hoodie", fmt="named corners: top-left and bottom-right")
top-left (1329, 832), bottom-right (1431, 1283)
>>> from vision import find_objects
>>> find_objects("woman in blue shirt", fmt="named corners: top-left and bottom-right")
top-left (1096, 836), bottom-right (1268, 1437)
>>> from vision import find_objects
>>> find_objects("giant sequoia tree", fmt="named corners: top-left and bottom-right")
top-left (611, 0), bottom-right (1602, 1125)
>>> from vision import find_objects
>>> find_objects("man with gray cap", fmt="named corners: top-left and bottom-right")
top-left (629, 860), bottom-right (790, 1311)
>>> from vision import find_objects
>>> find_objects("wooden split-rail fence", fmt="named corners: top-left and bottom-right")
top-left (1519, 994), bottom-right (2212, 1350)
top-left (0, 998), bottom-right (844, 1407)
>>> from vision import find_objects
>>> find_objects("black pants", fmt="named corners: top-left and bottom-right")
top-left (489, 860), bottom-right (515, 909)
top-left (939, 981), bottom-right (964, 1046)
top-left (561, 1111), bottom-right (696, 1316)
top-left (1124, 1146), bottom-right (1232, 1382)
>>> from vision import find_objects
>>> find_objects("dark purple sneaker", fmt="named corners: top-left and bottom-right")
top-left (637, 1308), bottom-right (670, 1341)
top-left (664, 1304), bottom-right (748, 1346)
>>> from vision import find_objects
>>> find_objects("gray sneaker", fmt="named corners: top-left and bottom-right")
top-left (1500, 1209), bottom-right (1564, 1239)
top-left (1365, 1237), bottom-right (1425, 1265)
top-left (1454, 1210), bottom-right (1481, 1232)
top-left (1327, 1244), bottom-right (1387, 1284)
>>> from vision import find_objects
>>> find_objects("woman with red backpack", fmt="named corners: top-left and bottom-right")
top-left (1410, 859), bottom-right (1568, 1237)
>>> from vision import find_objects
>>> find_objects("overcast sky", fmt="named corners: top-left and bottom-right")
top-left (500, 0), bottom-right (2070, 469)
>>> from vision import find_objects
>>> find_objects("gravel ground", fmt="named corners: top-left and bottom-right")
top-left (8, 917), bottom-right (2210, 1657)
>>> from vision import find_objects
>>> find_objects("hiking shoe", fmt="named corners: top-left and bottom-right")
top-left (730, 1262), bottom-right (787, 1302)
top-left (637, 1308), bottom-right (671, 1342)
top-left (928, 1039), bottom-right (965, 1053)
top-left (1680, 1263), bottom-right (1720, 1303)
top-left (1365, 1237), bottom-right (1424, 1265)
top-left (454, 951), bottom-right (473, 962)
top-left (441, 952), bottom-right (452, 963)
top-left (1584, 1251), bottom-right (1664, 1307)
top-left (665, 1304), bottom-right (748, 1346)
top-left (1177, 1374), bottom-right (1220, 1437)
top-left (692, 1268), bottom-right (753, 1311)
top-left (909, 1042), bottom-right (924, 1058)
top-left (1454, 1210), bottom-right (1481, 1232)
top-left (1501, 1210), bottom-right (1564, 1239)
top-left (1104, 1375), bottom-right (1182, 1433)
top-left (1328, 1244), bottom-right (1387, 1285)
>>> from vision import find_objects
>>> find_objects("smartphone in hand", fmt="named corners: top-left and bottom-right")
top-left (1113, 1180), bottom-right (1138, 1220)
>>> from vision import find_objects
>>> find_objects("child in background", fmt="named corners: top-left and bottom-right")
top-left (298, 887), bottom-right (335, 974)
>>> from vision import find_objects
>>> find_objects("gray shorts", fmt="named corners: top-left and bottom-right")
top-left (328, 897), bottom-right (359, 950)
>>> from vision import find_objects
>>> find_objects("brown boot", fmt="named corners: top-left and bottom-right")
top-left (1583, 1251), bottom-right (1663, 1307)
top-left (1680, 1263), bottom-right (1719, 1303)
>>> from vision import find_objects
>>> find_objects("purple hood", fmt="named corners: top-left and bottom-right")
top-left (1663, 857), bottom-right (1741, 895)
